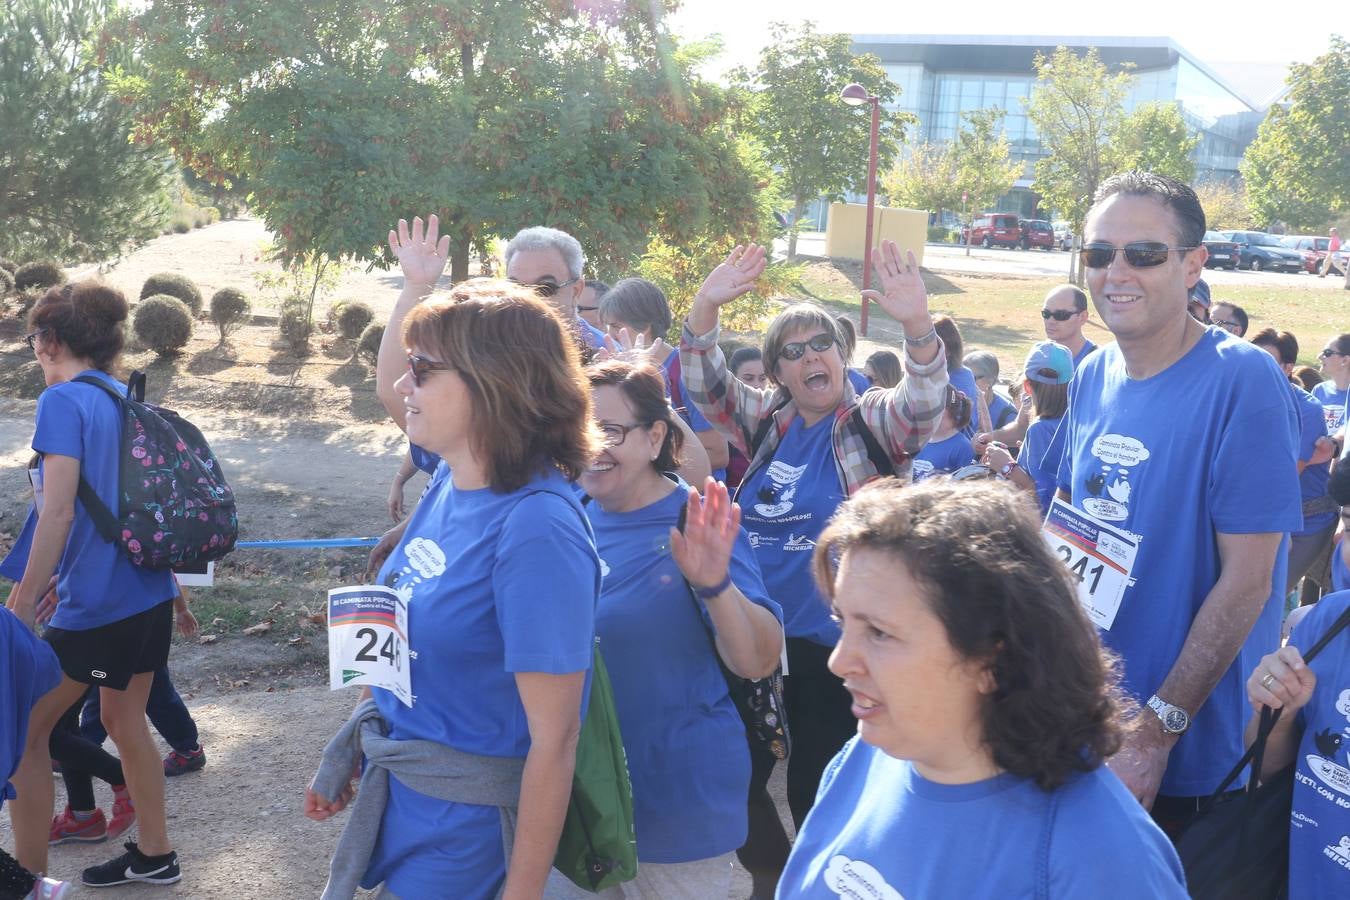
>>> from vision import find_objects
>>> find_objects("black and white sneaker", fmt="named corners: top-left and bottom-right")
top-left (81, 841), bottom-right (181, 887)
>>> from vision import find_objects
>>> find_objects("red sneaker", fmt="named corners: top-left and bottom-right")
top-left (108, 784), bottom-right (136, 839)
top-left (49, 805), bottom-right (107, 845)
top-left (163, 746), bottom-right (206, 777)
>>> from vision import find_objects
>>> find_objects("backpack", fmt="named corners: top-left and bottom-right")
top-left (71, 372), bottom-right (238, 569)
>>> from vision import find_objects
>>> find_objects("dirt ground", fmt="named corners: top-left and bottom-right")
top-left (0, 219), bottom-right (809, 897)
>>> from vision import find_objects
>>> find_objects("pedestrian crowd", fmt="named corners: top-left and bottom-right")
top-left (3, 170), bottom-right (1350, 900)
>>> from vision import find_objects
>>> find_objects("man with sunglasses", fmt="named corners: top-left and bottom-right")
top-left (503, 226), bottom-right (608, 351)
top-left (1054, 171), bottom-right (1302, 838)
top-left (1209, 302), bottom-right (1248, 338)
top-left (1041, 285), bottom-right (1096, 370)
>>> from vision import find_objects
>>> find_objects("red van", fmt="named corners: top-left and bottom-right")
top-left (962, 213), bottom-right (1022, 249)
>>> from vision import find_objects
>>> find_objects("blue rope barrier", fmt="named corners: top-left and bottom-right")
top-left (235, 538), bottom-right (380, 549)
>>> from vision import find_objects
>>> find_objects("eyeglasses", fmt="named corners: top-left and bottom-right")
top-left (598, 421), bottom-right (648, 447)
top-left (778, 332), bottom-right (836, 361)
top-left (576, 305), bottom-right (599, 312)
top-left (1079, 242), bottom-right (1196, 269)
top-left (508, 276), bottom-right (581, 298)
top-left (1212, 319), bottom-right (1242, 333)
top-left (23, 328), bottom-right (46, 350)
top-left (1040, 309), bottom-right (1079, 321)
top-left (1320, 349), bottom-right (1346, 359)
top-left (406, 354), bottom-right (451, 387)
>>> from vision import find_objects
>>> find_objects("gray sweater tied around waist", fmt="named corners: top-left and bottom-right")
top-left (312, 698), bottom-right (525, 900)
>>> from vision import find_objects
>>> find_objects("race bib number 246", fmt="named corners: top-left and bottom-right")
top-left (327, 585), bottom-right (411, 707)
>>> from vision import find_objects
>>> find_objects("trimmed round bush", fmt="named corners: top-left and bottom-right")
top-left (14, 260), bottom-right (66, 292)
top-left (278, 296), bottom-right (313, 351)
top-left (133, 295), bottom-right (194, 356)
top-left (0, 267), bottom-right (14, 298)
top-left (357, 323), bottom-right (384, 366)
top-left (334, 301), bottom-right (374, 340)
top-left (0, 259), bottom-right (17, 274)
top-left (209, 287), bottom-right (252, 340)
top-left (140, 272), bottom-right (203, 315)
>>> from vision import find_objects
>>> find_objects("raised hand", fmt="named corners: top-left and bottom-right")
top-left (388, 215), bottom-right (451, 288)
top-left (670, 479), bottom-right (741, 593)
top-left (605, 327), bottom-right (672, 366)
top-left (694, 244), bottom-right (768, 309)
top-left (860, 240), bottom-right (930, 332)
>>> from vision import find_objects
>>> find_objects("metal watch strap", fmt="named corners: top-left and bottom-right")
top-left (905, 327), bottom-right (938, 347)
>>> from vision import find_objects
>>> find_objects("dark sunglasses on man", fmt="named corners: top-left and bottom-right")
top-left (1079, 242), bottom-right (1196, 270)
top-left (508, 276), bottom-right (580, 298)
top-left (778, 332), bottom-right (836, 362)
top-left (1040, 309), bottom-right (1079, 321)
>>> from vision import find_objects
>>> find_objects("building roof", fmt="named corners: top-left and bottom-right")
top-left (851, 34), bottom-right (1263, 110)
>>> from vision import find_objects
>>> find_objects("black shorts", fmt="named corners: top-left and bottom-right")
top-left (45, 599), bottom-right (174, 691)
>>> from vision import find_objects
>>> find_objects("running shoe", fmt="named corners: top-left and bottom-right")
top-left (25, 876), bottom-right (72, 899)
top-left (81, 842), bottom-right (181, 888)
top-left (107, 785), bottom-right (135, 840)
top-left (162, 746), bottom-right (205, 777)
top-left (49, 806), bottom-right (107, 845)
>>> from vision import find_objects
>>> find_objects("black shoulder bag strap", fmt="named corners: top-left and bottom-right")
top-left (850, 406), bottom-right (897, 480)
top-left (68, 374), bottom-right (129, 543)
top-left (747, 394), bottom-right (793, 459)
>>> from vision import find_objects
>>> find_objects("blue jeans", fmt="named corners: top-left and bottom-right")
top-left (80, 665), bottom-right (199, 754)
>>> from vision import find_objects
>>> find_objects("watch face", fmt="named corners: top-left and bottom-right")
top-left (1163, 709), bottom-right (1188, 732)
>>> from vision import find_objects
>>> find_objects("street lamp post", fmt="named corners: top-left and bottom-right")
top-left (841, 82), bottom-right (880, 336)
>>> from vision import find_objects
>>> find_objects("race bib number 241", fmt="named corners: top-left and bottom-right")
top-left (1042, 498), bottom-right (1139, 631)
top-left (328, 585), bottom-right (411, 707)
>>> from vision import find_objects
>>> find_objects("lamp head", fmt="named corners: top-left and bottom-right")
top-left (840, 83), bottom-right (870, 106)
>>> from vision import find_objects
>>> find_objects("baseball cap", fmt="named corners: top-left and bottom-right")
top-left (1024, 341), bottom-right (1073, 385)
top-left (1188, 278), bottom-right (1211, 308)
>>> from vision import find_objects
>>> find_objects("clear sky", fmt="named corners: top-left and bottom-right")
top-left (667, 1), bottom-right (1339, 103)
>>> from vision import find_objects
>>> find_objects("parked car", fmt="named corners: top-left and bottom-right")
top-left (1201, 231), bottom-right (1240, 270)
top-left (1052, 221), bottom-right (1074, 250)
top-left (1218, 231), bottom-right (1306, 273)
top-left (1019, 219), bottom-right (1055, 251)
top-left (1281, 235), bottom-right (1331, 274)
top-left (962, 213), bottom-right (1022, 249)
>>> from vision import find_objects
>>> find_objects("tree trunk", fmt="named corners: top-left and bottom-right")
top-left (786, 197), bottom-right (803, 260)
top-left (450, 235), bottom-right (470, 284)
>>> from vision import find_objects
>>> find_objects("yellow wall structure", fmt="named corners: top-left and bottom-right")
top-left (824, 203), bottom-right (928, 268)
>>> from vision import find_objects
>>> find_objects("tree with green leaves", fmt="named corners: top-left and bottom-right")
top-left (735, 22), bottom-right (907, 259)
top-left (1242, 37), bottom-right (1350, 231)
top-left (0, 0), bottom-right (170, 262)
top-left (1194, 179), bottom-right (1255, 231)
top-left (881, 142), bottom-right (963, 223)
top-left (1114, 102), bottom-right (1198, 184)
top-left (952, 108), bottom-right (1023, 216)
top-left (115, 1), bottom-right (776, 292)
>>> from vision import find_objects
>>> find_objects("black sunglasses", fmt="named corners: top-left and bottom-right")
top-left (23, 328), bottom-right (46, 350)
top-left (779, 332), bottom-right (835, 361)
top-left (1212, 318), bottom-right (1242, 332)
top-left (1079, 242), bottom-right (1196, 269)
top-left (508, 276), bottom-right (580, 298)
top-left (1040, 309), bottom-right (1079, 321)
top-left (407, 353), bottom-right (451, 387)
top-left (1320, 348), bottom-right (1346, 359)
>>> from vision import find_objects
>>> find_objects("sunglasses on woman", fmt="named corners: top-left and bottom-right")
top-left (1040, 309), bottom-right (1078, 321)
top-left (778, 332), bottom-right (836, 361)
top-left (508, 276), bottom-right (580, 298)
top-left (1320, 348), bottom-right (1346, 359)
top-left (407, 353), bottom-right (451, 387)
top-left (1079, 242), bottom-right (1196, 269)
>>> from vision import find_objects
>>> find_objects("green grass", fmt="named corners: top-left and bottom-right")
top-left (796, 261), bottom-right (1348, 377)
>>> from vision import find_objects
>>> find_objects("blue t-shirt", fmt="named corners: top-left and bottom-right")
top-left (0, 371), bottom-right (176, 630)
top-left (738, 415), bottom-right (843, 646)
top-left (1056, 332), bottom-right (1303, 796)
top-left (910, 433), bottom-right (973, 481)
top-left (846, 368), bottom-right (870, 395)
top-left (1287, 590), bottom-right (1350, 899)
top-left (949, 366), bottom-right (981, 437)
top-left (1334, 538), bottom-right (1350, 593)
top-left (363, 467), bottom-right (598, 899)
top-left (589, 483), bottom-right (782, 863)
top-left (408, 442), bottom-right (440, 476)
top-left (1073, 339), bottom-right (1098, 370)
top-left (1313, 382), bottom-right (1348, 436)
top-left (577, 316), bottom-right (606, 350)
top-left (777, 737), bottom-right (1187, 900)
top-left (1292, 384), bottom-right (1334, 535)
top-left (2, 608), bottom-right (62, 808)
top-left (988, 390), bottom-right (1017, 429)
top-left (1020, 416), bottom-right (1063, 515)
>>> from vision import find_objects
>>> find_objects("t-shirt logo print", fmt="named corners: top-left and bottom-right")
top-left (1083, 434), bottom-right (1150, 522)
top-left (823, 854), bottom-right (904, 900)
top-left (754, 461), bottom-right (809, 518)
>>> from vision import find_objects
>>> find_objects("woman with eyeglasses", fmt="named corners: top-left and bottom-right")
top-left (547, 360), bottom-right (782, 898)
top-left (777, 479), bottom-right (1186, 899)
top-left (306, 280), bottom-right (601, 900)
top-left (678, 239), bottom-right (948, 892)
top-left (1314, 335), bottom-right (1350, 439)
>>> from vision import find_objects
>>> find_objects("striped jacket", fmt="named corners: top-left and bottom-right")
top-left (679, 322), bottom-right (950, 496)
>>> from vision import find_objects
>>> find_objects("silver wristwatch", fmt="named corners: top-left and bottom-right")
top-left (1146, 695), bottom-right (1191, 735)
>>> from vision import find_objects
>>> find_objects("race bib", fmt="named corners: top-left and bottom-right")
top-left (327, 585), bottom-right (411, 706)
top-left (1042, 498), bottom-right (1139, 631)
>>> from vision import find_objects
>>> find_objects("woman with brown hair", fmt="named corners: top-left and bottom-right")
top-left (779, 479), bottom-right (1186, 898)
top-left (305, 278), bottom-right (602, 900)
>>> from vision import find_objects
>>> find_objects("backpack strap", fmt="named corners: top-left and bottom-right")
top-left (748, 395), bottom-right (793, 459)
top-left (850, 406), bottom-right (897, 480)
top-left (68, 375), bottom-right (128, 543)
top-left (126, 370), bottom-right (147, 402)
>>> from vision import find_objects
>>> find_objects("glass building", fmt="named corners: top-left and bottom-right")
top-left (847, 35), bottom-right (1266, 219)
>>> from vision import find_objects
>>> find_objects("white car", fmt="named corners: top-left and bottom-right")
top-left (1052, 221), bottom-right (1073, 251)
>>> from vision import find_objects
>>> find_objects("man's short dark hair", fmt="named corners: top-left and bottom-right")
top-left (1250, 327), bottom-right (1299, 367)
top-left (1064, 286), bottom-right (1088, 312)
top-left (585, 279), bottom-right (609, 295)
top-left (1213, 302), bottom-right (1248, 336)
top-left (1093, 171), bottom-right (1206, 249)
